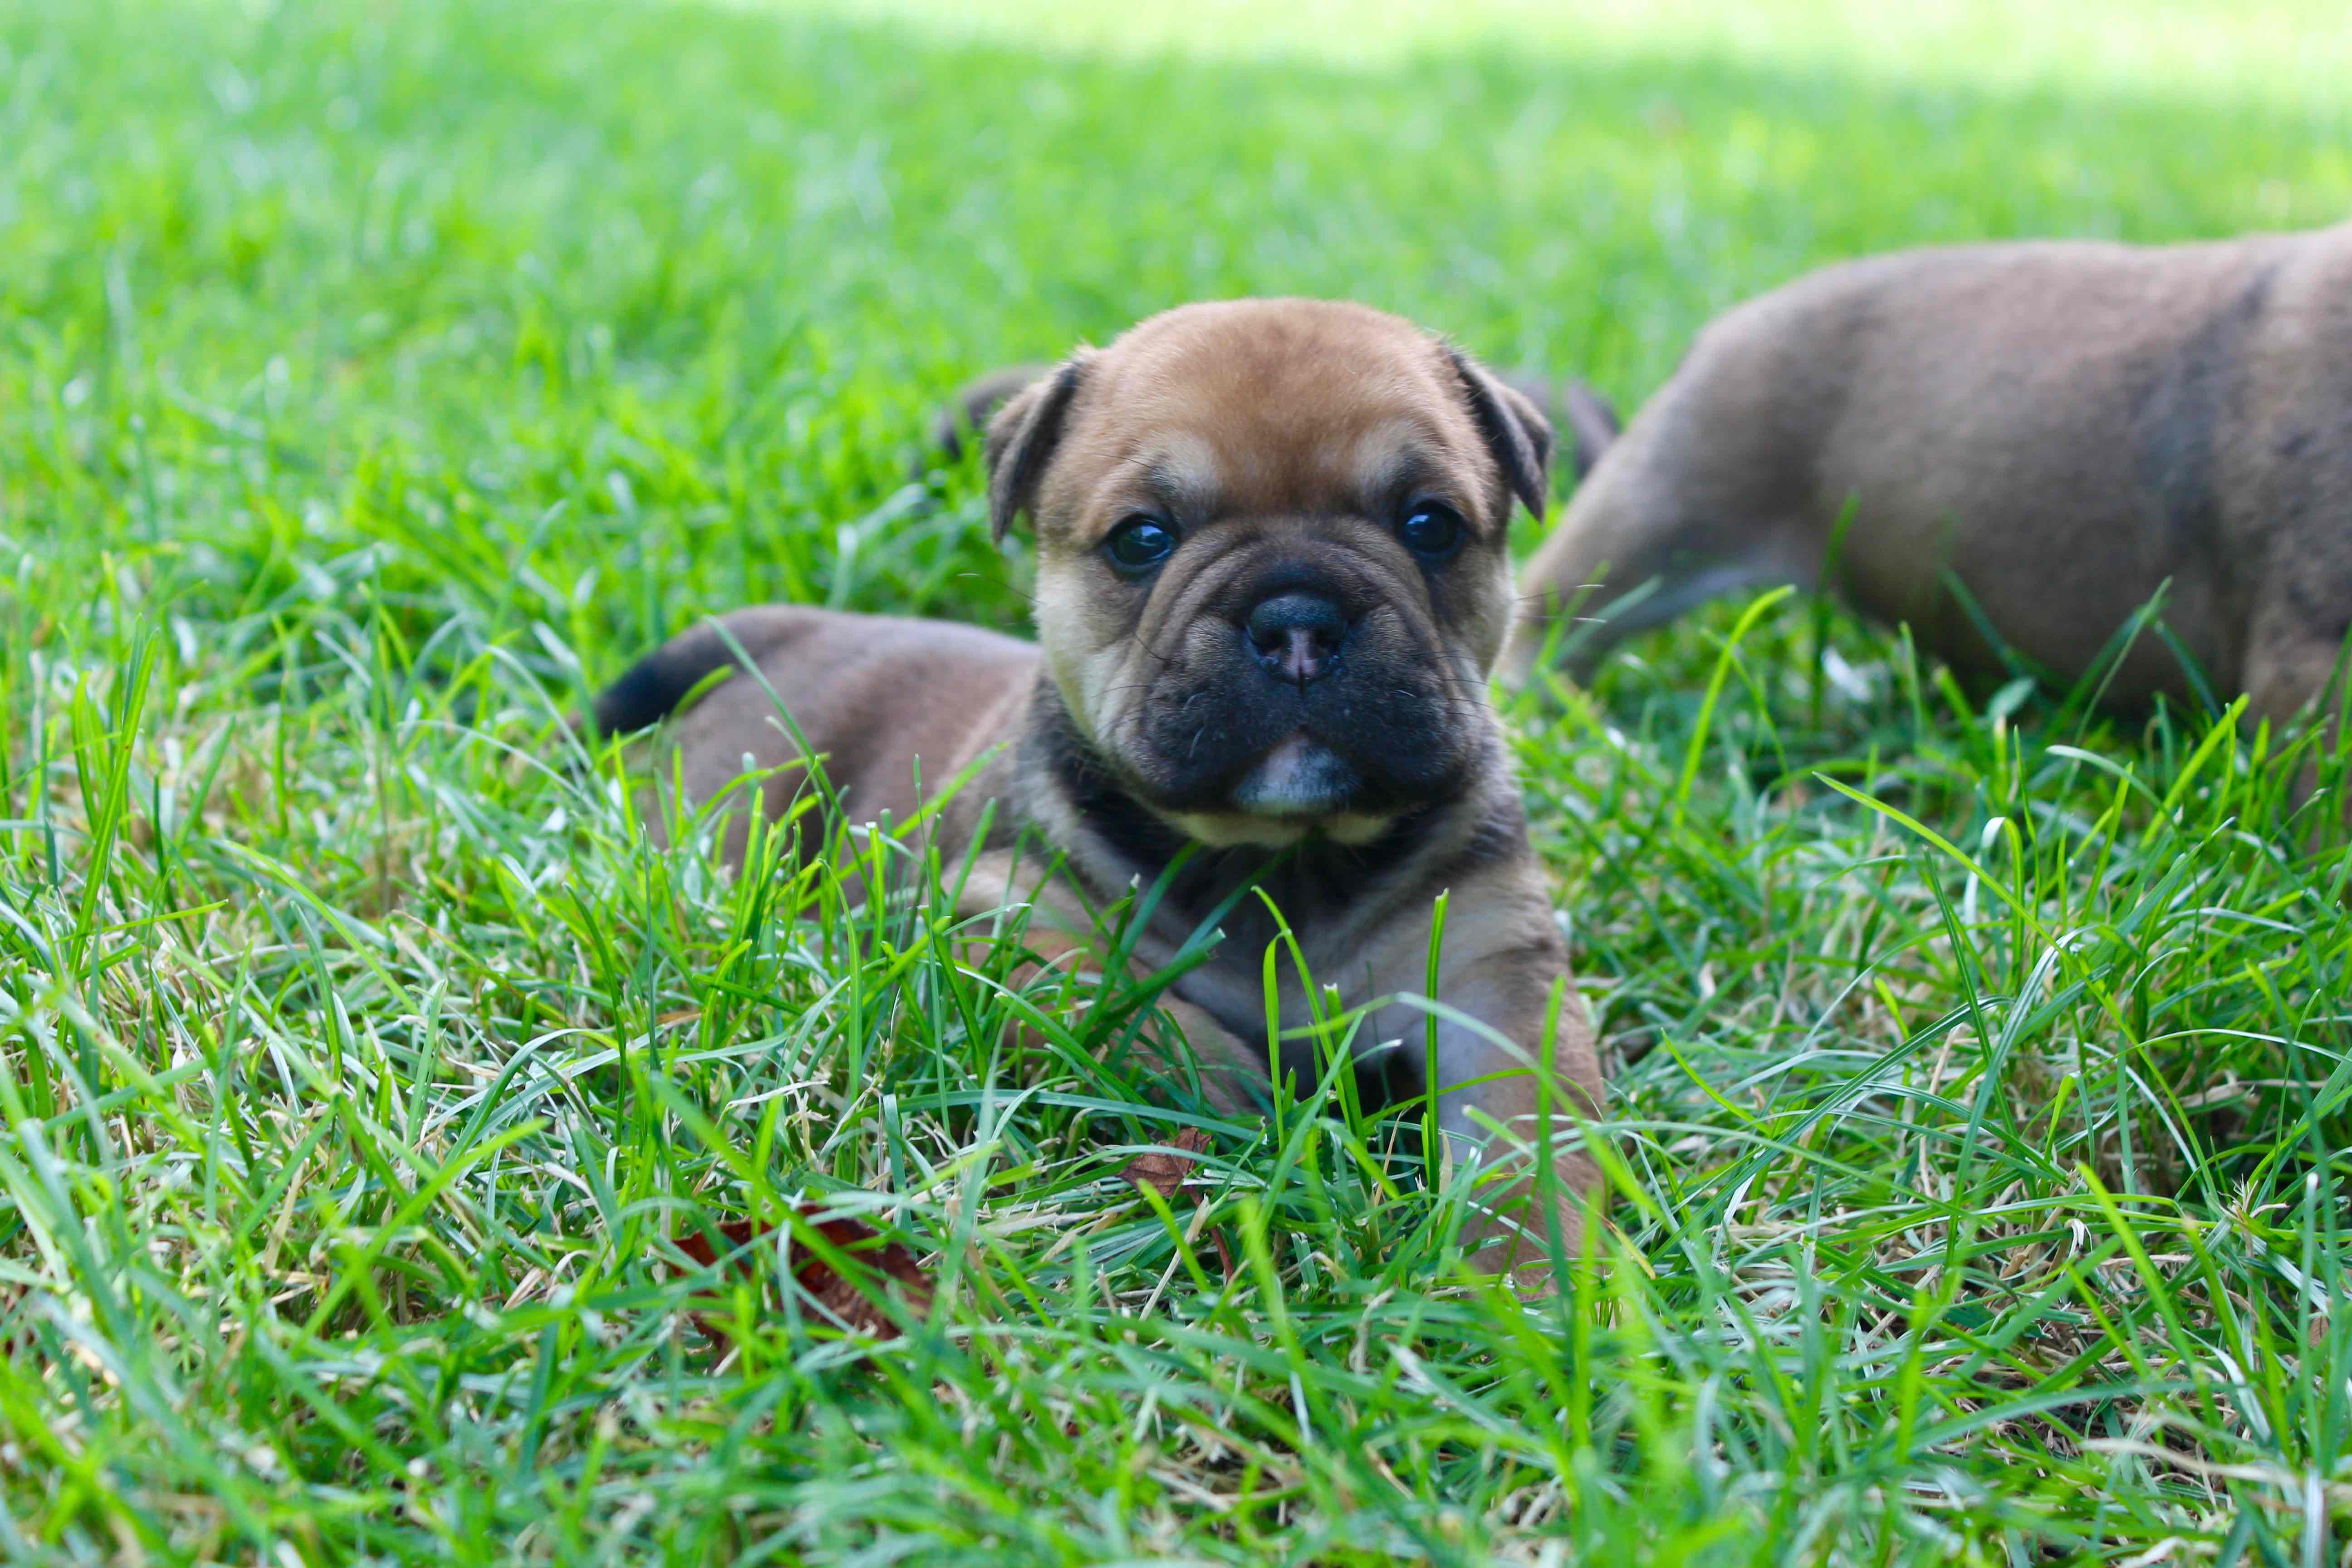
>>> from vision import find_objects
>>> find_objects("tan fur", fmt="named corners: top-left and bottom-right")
top-left (621, 606), bottom-right (1034, 864)
top-left (939, 363), bottom-right (1617, 490)
top-left (606, 299), bottom-right (1605, 1279)
top-left (1507, 221), bottom-right (2352, 732)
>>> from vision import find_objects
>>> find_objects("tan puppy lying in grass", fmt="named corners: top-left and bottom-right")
top-left (1508, 221), bottom-right (2352, 728)
top-left (599, 299), bottom-right (1606, 1274)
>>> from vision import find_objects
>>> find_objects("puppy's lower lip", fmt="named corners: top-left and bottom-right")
top-left (1230, 732), bottom-right (1358, 817)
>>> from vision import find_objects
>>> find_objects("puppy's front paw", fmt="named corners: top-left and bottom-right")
top-left (1456, 1156), bottom-right (1605, 1293)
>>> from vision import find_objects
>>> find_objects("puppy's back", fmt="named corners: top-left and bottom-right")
top-left (599, 605), bottom-right (1039, 857)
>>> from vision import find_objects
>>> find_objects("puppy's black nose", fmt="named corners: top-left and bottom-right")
top-left (1246, 591), bottom-right (1348, 686)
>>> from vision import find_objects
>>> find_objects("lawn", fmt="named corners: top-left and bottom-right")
top-left (5, 0), bottom-right (2352, 1560)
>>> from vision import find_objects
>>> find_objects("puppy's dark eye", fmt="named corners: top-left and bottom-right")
top-left (1399, 502), bottom-right (1465, 559)
top-left (1103, 515), bottom-right (1178, 574)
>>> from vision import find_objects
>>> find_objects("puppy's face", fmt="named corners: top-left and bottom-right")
top-left (988, 299), bottom-right (1552, 847)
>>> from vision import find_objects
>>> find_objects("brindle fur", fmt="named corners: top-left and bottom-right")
top-left (606, 299), bottom-right (1606, 1273)
top-left (1507, 221), bottom-right (2352, 732)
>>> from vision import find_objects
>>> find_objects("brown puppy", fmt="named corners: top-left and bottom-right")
top-left (600, 299), bottom-right (1604, 1272)
top-left (1506, 221), bottom-right (2352, 729)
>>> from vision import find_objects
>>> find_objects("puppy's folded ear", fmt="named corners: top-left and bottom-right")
top-left (927, 363), bottom-right (1053, 469)
top-left (985, 350), bottom-right (1094, 542)
top-left (1445, 345), bottom-right (1554, 521)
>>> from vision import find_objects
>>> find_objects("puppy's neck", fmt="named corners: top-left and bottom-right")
top-left (1159, 807), bottom-right (1398, 852)
top-left (1015, 679), bottom-right (1494, 926)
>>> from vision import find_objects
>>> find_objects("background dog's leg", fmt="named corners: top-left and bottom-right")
top-left (2242, 591), bottom-right (2352, 815)
top-left (1502, 437), bottom-right (1811, 689)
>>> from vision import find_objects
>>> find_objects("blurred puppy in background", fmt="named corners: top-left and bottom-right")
top-left (1508, 222), bottom-right (2352, 732)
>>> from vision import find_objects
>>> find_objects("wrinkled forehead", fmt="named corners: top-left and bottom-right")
top-left (1047, 312), bottom-right (1493, 535)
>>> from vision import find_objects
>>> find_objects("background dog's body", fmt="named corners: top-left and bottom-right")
top-left (607, 299), bottom-right (1605, 1269)
top-left (1508, 221), bottom-right (2352, 726)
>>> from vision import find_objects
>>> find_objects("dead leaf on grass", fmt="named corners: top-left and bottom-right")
top-left (676, 1205), bottom-right (934, 1341)
top-left (1117, 1129), bottom-right (1235, 1282)
top-left (1119, 1127), bottom-right (1212, 1202)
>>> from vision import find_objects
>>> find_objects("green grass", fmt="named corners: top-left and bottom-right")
top-left (5, 0), bottom-right (2352, 1560)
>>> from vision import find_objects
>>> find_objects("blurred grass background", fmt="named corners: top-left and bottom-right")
top-left (788, 0), bottom-right (2352, 98)
top-left (5, 0), bottom-right (2352, 1561)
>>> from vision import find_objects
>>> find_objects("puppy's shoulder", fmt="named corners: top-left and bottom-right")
top-left (729, 608), bottom-right (1041, 738)
top-left (1412, 769), bottom-right (1560, 915)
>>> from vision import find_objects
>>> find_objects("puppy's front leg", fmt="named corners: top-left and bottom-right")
top-left (952, 851), bottom-right (1264, 1111)
top-left (1354, 893), bottom-right (1606, 1277)
top-left (1421, 940), bottom-right (1607, 1275)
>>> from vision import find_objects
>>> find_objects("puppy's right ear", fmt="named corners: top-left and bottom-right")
top-left (985, 351), bottom-right (1093, 543)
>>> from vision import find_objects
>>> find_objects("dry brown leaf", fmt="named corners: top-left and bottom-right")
top-left (676, 1205), bottom-right (934, 1341)
top-left (789, 1209), bottom-right (934, 1335)
top-left (1120, 1126), bottom-right (1212, 1202)
top-left (0, 1285), bottom-right (29, 1356)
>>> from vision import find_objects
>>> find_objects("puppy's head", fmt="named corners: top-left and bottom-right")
top-left (987, 299), bottom-right (1552, 848)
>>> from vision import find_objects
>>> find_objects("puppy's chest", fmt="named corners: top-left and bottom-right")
top-left (1159, 897), bottom-right (1413, 1052)
top-left (1087, 816), bottom-right (1434, 995)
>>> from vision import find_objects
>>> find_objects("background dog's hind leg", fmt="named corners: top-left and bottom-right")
top-left (1501, 446), bottom-right (1811, 690)
top-left (2241, 590), bottom-right (2352, 823)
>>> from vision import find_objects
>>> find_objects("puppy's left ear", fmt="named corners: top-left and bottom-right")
top-left (985, 349), bottom-right (1095, 543)
top-left (1445, 345), bottom-right (1554, 521)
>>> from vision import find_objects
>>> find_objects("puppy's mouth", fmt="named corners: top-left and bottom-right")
top-left (1102, 560), bottom-right (1486, 844)
top-left (1229, 732), bottom-right (1361, 818)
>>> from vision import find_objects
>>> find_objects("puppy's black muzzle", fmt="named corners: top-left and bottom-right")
top-left (1245, 590), bottom-right (1349, 686)
top-left (1119, 552), bottom-right (1480, 817)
